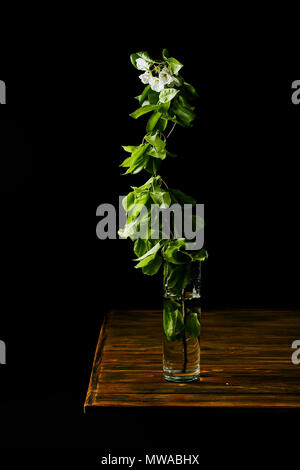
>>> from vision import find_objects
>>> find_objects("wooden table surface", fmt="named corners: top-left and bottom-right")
top-left (84, 309), bottom-right (300, 410)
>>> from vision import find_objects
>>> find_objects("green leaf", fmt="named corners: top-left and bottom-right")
top-left (123, 144), bottom-right (147, 162)
top-left (144, 132), bottom-right (166, 152)
top-left (137, 213), bottom-right (152, 240)
top-left (144, 156), bottom-right (161, 175)
top-left (135, 253), bottom-right (156, 269)
top-left (163, 240), bottom-right (190, 265)
top-left (185, 313), bottom-right (201, 338)
top-left (130, 192), bottom-right (149, 217)
top-left (131, 177), bottom-right (155, 192)
top-left (134, 241), bottom-right (161, 261)
top-left (127, 155), bottom-right (150, 175)
top-left (121, 144), bottom-right (149, 174)
top-left (171, 100), bottom-right (196, 127)
top-left (130, 51), bottom-right (153, 69)
top-left (119, 206), bottom-right (150, 240)
top-left (139, 85), bottom-right (151, 104)
top-left (183, 82), bottom-right (199, 98)
top-left (162, 48), bottom-right (169, 60)
top-left (150, 190), bottom-right (171, 208)
top-left (169, 189), bottom-right (196, 205)
top-left (148, 89), bottom-right (160, 105)
top-left (167, 57), bottom-right (183, 75)
top-left (166, 150), bottom-right (177, 158)
top-left (122, 191), bottom-right (135, 212)
top-left (120, 156), bottom-right (133, 168)
top-left (122, 145), bottom-right (139, 153)
top-left (179, 95), bottom-right (196, 111)
top-left (156, 117), bottom-right (168, 132)
top-left (130, 104), bottom-right (158, 119)
top-left (165, 263), bottom-right (192, 294)
top-left (147, 147), bottom-right (166, 160)
top-left (146, 111), bottom-right (162, 132)
top-left (158, 101), bottom-right (171, 113)
top-left (142, 255), bottom-right (162, 275)
top-left (190, 248), bottom-right (208, 262)
top-left (134, 239), bottom-right (152, 258)
top-left (163, 299), bottom-right (184, 341)
top-left (130, 53), bottom-right (139, 69)
top-left (136, 51), bottom-right (153, 61)
top-left (159, 88), bottom-right (179, 104)
top-left (118, 218), bottom-right (139, 239)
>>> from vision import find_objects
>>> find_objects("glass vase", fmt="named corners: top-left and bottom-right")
top-left (163, 262), bottom-right (201, 383)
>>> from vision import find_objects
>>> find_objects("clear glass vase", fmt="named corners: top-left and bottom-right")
top-left (163, 262), bottom-right (201, 383)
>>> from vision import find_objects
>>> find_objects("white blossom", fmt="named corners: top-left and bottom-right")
top-left (136, 58), bottom-right (149, 71)
top-left (139, 72), bottom-right (151, 84)
top-left (149, 76), bottom-right (164, 92)
top-left (159, 68), bottom-right (173, 85)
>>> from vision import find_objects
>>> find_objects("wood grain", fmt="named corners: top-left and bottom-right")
top-left (84, 309), bottom-right (300, 409)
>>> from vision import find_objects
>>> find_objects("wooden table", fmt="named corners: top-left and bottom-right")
top-left (85, 309), bottom-right (300, 410)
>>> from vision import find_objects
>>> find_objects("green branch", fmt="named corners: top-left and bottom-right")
top-left (119, 49), bottom-right (208, 340)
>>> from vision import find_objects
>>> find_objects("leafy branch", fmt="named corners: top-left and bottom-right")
top-left (119, 49), bottom-right (208, 341)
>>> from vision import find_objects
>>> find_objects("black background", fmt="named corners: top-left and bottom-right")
top-left (0, 33), bottom-right (299, 464)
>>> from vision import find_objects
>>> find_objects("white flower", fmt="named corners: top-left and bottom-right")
top-left (136, 58), bottom-right (149, 71)
top-left (159, 68), bottom-right (173, 85)
top-left (149, 76), bottom-right (164, 92)
top-left (139, 72), bottom-right (151, 84)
